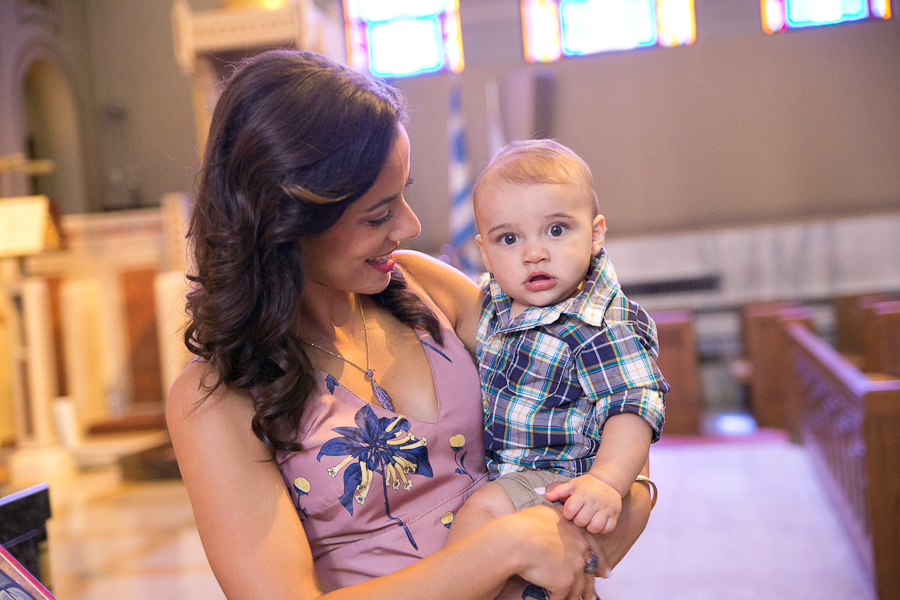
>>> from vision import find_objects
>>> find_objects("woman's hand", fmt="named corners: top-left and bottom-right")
top-left (499, 505), bottom-right (600, 600)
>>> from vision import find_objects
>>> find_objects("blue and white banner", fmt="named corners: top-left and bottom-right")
top-left (447, 76), bottom-right (481, 274)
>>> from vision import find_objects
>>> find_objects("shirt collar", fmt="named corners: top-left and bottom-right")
top-left (485, 249), bottom-right (620, 332)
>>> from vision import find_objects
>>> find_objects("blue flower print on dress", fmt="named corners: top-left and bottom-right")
top-left (449, 434), bottom-right (474, 482)
top-left (317, 404), bottom-right (433, 550)
top-left (422, 340), bottom-right (452, 362)
top-left (325, 374), bottom-right (337, 394)
top-left (522, 584), bottom-right (549, 600)
top-left (292, 476), bottom-right (310, 521)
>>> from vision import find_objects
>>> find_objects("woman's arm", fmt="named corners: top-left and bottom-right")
top-left (167, 361), bottom-right (319, 599)
top-left (167, 361), bottom-right (599, 600)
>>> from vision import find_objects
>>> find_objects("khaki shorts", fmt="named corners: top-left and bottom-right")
top-left (494, 469), bottom-right (572, 511)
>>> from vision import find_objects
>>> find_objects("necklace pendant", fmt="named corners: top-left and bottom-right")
top-left (371, 379), bottom-right (395, 412)
top-left (365, 368), bottom-right (374, 379)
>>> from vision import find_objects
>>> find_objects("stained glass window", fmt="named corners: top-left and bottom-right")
top-left (761, 0), bottom-right (890, 32)
top-left (344, 0), bottom-right (464, 77)
top-left (521, 0), bottom-right (695, 62)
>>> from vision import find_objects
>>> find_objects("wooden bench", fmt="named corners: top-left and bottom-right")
top-left (834, 294), bottom-right (879, 357)
top-left (783, 323), bottom-right (900, 600)
top-left (740, 302), bottom-right (815, 432)
top-left (873, 301), bottom-right (900, 377)
top-left (0, 483), bottom-right (52, 587)
top-left (650, 310), bottom-right (701, 435)
top-left (834, 293), bottom-right (900, 373)
top-left (862, 300), bottom-right (900, 378)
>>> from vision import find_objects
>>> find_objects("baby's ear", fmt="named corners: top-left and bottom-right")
top-left (591, 215), bottom-right (606, 255)
top-left (475, 234), bottom-right (492, 273)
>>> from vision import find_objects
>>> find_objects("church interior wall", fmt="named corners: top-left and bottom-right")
top-left (80, 0), bottom-right (200, 212)
top-left (4, 0), bottom-right (896, 235)
top-left (0, 1), bottom-right (101, 206)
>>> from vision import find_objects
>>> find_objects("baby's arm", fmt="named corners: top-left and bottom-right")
top-left (543, 412), bottom-right (652, 534)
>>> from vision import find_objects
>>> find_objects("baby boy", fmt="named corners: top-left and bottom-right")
top-left (448, 139), bottom-right (668, 552)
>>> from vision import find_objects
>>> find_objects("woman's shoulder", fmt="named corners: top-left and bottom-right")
top-left (396, 250), bottom-right (482, 354)
top-left (396, 251), bottom-right (480, 320)
top-left (166, 359), bottom-right (257, 443)
top-left (168, 359), bottom-right (218, 412)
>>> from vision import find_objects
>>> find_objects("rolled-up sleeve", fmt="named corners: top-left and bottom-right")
top-left (574, 322), bottom-right (668, 442)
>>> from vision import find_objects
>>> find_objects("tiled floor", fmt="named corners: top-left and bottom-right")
top-left (46, 468), bottom-right (224, 600)
top-left (599, 435), bottom-right (876, 600)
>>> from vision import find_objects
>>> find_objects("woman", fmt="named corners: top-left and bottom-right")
top-left (167, 50), bottom-right (653, 600)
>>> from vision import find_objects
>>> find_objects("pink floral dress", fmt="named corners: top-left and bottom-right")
top-left (278, 313), bottom-right (494, 592)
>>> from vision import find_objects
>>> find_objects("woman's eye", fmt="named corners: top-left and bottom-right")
top-left (368, 210), bottom-right (394, 228)
top-left (499, 234), bottom-right (519, 245)
top-left (548, 224), bottom-right (566, 237)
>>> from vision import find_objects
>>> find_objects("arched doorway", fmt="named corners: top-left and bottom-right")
top-left (23, 58), bottom-right (88, 215)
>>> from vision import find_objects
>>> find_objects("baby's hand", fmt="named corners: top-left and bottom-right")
top-left (542, 474), bottom-right (622, 534)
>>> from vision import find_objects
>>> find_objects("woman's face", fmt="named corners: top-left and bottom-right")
top-left (299, 125), bottom-right (421, 297)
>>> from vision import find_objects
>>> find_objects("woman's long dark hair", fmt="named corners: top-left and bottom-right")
top-left (185, 50), bottom-right (441, 456)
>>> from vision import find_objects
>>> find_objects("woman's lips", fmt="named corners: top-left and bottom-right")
top-left (524, 272), bottom-right (555, 292)
top-left (367, 251), bottom-right (396, 274)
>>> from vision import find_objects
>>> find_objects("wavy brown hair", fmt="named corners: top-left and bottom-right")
top-left (185, 50), bottom-right (441, 456)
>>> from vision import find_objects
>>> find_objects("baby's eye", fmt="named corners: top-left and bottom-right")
top-left (498, 233), bottom-right (519, 245)
top-left (547, 224), bottom-right (567, 237)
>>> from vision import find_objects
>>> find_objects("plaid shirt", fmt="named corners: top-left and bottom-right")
top-left (476, 250), bottom-right (668, 479)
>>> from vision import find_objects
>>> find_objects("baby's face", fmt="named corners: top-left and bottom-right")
top-left (475, 182), bottom-right (605, 316)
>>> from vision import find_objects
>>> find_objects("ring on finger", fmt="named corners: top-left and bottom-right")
top-left (583, 550), bottom-right (599, 574)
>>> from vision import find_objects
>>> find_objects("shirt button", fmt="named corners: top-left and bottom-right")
top-left (491, 339), bottom-right (502, 351)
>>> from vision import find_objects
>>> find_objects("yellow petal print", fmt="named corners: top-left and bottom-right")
top-left (355, 462), bottom-right (372, 505)
top-left (327, 455), bottom-right (354, 478)
top-left (293, 476), bottom-right (311, 495)
top-left (450, 434), bottom-right (473, 482)
top-left (441, 511), bottom-right (454, 528)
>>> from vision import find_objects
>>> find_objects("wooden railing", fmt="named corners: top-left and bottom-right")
top-left (783, 322), bottom-right (900, 600)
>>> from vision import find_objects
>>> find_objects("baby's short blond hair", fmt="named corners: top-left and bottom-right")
top-left (473, 139), bottom-right (599, 215)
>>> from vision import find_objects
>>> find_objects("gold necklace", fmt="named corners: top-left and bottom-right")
top-left (299, 298), bottom-right (395, 412)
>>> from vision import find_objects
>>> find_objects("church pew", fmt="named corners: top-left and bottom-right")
top-left (834, 293), bottom-right (899, 372)
top-left (783, 322), bottom-right (900, 600)
top-left (863, 300), bottom-right (900, 377)
top-left (650, 310), bottom-right (701, 435)
top-left (873, 301), bottom-right (900, 377)
top-left (834, 294), bottom-right (879, 358)
top-left (739, 302), bottom-right (815, 431)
